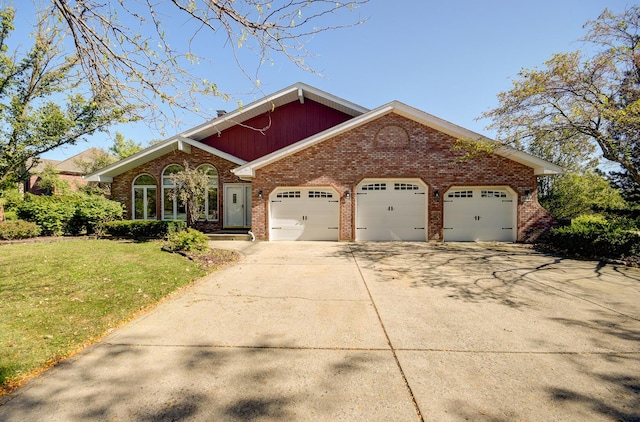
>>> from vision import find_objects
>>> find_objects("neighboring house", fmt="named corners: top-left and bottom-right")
top-left (25, 148), bottom-right (106, 195)
top-left (86, 83), bottom-right (562, 242)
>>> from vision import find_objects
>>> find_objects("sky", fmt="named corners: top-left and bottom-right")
top-left (13, 0), bottom-right (632, 161)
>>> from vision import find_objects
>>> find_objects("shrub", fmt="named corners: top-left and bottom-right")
top-left (545, 214), bottom-right (640, 259)
top-left (0, 220), bottom-right (41, 240)
top-left (166, 228), bottom-right (209, 252)
top-left (68, 195), bottom-right (123, 235)
top-left (17, 193), bottom-right (123, 236)
top-left (17, 194), bottom-right (76, 236)
top-left (100, 220), bottom-right (186, 238)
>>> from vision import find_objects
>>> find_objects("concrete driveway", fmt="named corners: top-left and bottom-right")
top-left (1, 241), bottom-right (639, 421)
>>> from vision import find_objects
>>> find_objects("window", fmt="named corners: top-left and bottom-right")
top-left (162, 165), bottom-right (186, 221)
top-left (133, 174), bottom-right (157, 220)
top-left (481, 190), bottom-right (507, 198)
top-left (197, 164), bottom-right (219, 221)
top-left (361, 183), bottom-right (386, 191)
top-left (394, 183), bottom-right (419, 191)
top-left (276, 191), bottom-right (301, 198)
top-left (308, 191), bottom-right (333, 198)
top-left (447, 190), bottom-right (473, 198)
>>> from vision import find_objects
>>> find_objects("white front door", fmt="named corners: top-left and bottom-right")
top-left (224, 184), bottom-right (252, 228)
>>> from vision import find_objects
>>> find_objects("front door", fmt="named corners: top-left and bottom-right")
top-left (224, 184), bottom-right (252, 228)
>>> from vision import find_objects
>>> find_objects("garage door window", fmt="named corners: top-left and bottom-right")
top-left (276, 191), bottom-right (301, 198)
top-left (308, 191), bottom-right (333, 198)
top-left (448, 190), bottom-right (473, 198)
top-left (481, 190), bottom-right (507, 198)
top-left (361, 183), bottom-right (386, 191)
top-left (394, 183), bottom-right (420, 190)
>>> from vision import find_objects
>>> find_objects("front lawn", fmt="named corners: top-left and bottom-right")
top-left (0, 239), bottom-right (236, 395)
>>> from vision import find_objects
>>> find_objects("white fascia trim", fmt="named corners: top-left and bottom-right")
top-left (232, 101), bottom-right (562, 178)
top-left (176, 137), bottom-right (247, 165)
top-left (85, 136), bottom-right (245, 181)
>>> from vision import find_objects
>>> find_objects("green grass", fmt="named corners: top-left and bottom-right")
top-left (0, 239), bottom-right (209, 393)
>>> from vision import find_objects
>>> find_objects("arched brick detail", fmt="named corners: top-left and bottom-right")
top-left (250, 113), bottom-right (554, 242)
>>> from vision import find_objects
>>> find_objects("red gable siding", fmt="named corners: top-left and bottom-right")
top-left (200, 99), bottom-right (354, 161)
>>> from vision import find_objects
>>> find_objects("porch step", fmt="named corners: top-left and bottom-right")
top-left (206, 230), bottom-right (253, 241)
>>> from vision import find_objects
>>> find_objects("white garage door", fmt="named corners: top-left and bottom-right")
top-left (356, 180), bottom-right (426, 241)
top-left (270, 188), bottom-right (339, 241)
top-left (443, 187), bottom-right (515, 242)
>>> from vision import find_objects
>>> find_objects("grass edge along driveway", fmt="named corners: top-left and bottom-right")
top-left (0, 239), bottom-right (237, 395)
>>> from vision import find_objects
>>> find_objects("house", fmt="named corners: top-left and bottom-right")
top-left (86, 83), bottom-right (562, 242)
top-left (25, 148), bottom-right (107, 195)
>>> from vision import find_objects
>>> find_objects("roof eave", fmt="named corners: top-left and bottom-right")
top-left (232, 101), bottom-right (563, 178)
top-left (85, 136), bottom-right (246, 181)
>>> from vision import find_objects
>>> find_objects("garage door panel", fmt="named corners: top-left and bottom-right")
top-left (270, 189), bottom-right (339, 241)
top-left (356, 180), bottom-right (426, 241)
top-left (443, 188), bottom-right (515, 242)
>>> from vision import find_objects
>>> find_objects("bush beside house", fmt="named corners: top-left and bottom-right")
top-left (17, 193), bottom-right (123, 236)
top-left (543, 214), bottom-right (640, 263)
top-left (100, 220), bottom-right (186, 238)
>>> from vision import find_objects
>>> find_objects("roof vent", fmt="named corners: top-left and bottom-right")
top-left (216, 110), bottom-right (227, 117)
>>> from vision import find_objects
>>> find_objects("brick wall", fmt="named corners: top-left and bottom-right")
top-left (111, 148), bottom-right (244, 231)
top-left (250, 113), bottom-right (554, 242)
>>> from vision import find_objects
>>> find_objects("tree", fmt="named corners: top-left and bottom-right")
top-left (74, 149), bottom-right (116, 175)
top-left (36, 162), bottom-right (70, 195)
top-left (481, 6), bottom-right (640, 191)
top-left (109, 132), bottom-right (142, 159)
top-left (0, 8), bottom-right (129, 189)
top-left (541, 172), bottom-right (627, 220)
top-left (44, 0), bottom-right (367, 123)
top-left (168, 162), bottom-right (210, 227)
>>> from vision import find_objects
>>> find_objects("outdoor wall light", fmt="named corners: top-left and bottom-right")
top-left (434, 189), bottom-right (440, 200)
top-left (345, 190), bottom-right (351, 199)
top-left (258, 190), bottom-right (263, 200)
top-left (523, 189), bottom-right (533, 202)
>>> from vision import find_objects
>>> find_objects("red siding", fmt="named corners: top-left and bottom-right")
top-left (201, 99), bottom-right (354, 161)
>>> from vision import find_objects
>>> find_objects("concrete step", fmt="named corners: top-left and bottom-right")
top-left (206, 233), bottom-right (253, 241)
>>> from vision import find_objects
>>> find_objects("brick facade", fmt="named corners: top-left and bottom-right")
top-left (110, 148), bottom-right (244, 231)
top-left (249, 113), bottom-right (554, 242)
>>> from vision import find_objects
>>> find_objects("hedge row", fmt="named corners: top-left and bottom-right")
top-left (17, 193), bottom-right (123, 236)
top-left (544, 215), bottom-right (640, 259)
top-left (100, 220), bottom-right (187, 238)
top-left (0, 220), bottom-right (41, 240)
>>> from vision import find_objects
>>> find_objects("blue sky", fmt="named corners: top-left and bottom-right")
top-left (29, 0), bottom-right (631, 161)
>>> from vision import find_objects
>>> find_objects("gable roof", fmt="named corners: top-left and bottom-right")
top-left (85, 137), bottom-right (245, 182)
top-left (232, 101), bottom-right (563, 179)
top-left (181, 82), bottom-right (369, 141)
top-left (86, 83), bottom-right (368, 182)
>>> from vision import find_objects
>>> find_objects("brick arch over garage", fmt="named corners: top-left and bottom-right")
top-left (250, 113), bottom-right (553, 242)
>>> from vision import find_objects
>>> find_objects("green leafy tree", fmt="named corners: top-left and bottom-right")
top-left (37, 162), bottom-right (70, 195)
top-left (74, 149), bottom-right (116, 175)
top-left (0, 8), bottom-right (129, 189)
top-left (541, 172), bottom-right (627, 220)
top-left (481, 6), bottom-right (640, 190)
top-left (168, 162), bottom-right (210, 228)
top-left (42, 0), bottom-right (367, 123)
top-left (109, 132), bottom-right (142, 159)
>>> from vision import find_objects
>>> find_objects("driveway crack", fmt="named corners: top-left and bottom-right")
top-left (348, 244), bottom-right (424, 422)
